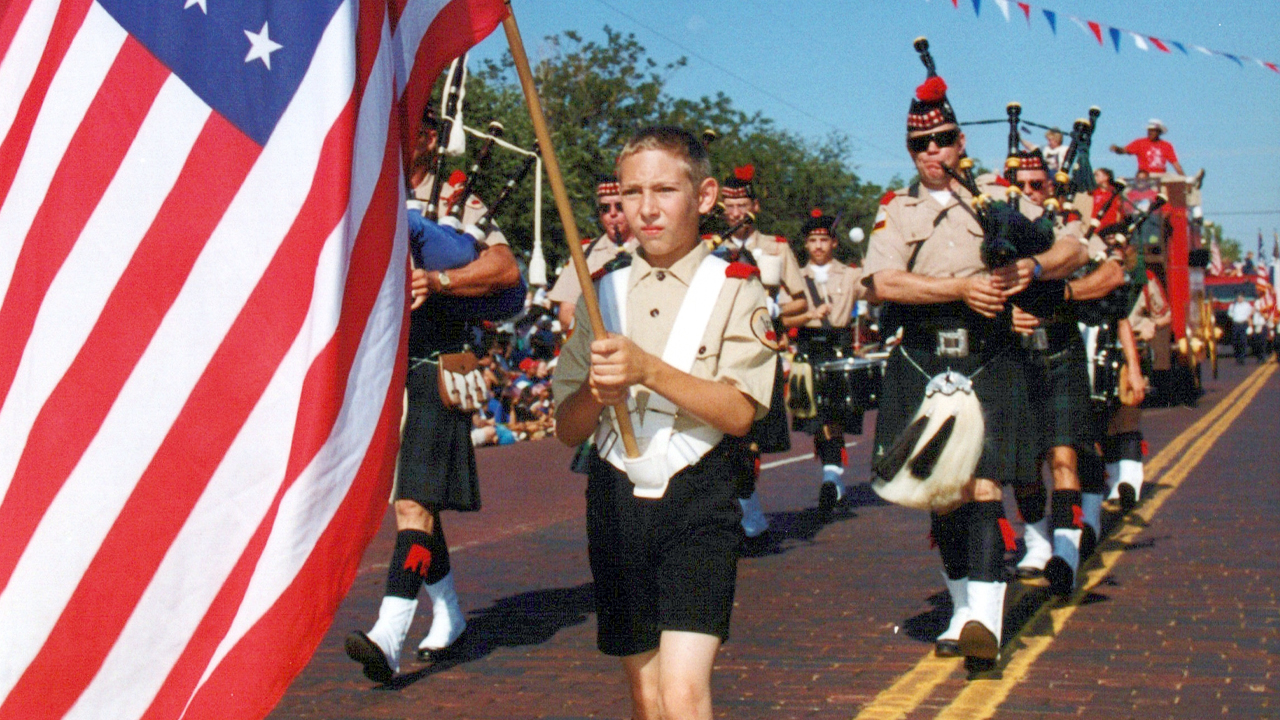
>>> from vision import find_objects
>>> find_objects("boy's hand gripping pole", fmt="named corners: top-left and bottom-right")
top-left (502, 4), bottom-right (639, 457)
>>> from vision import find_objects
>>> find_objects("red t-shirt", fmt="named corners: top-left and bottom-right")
top-left (1124, 138), bottom-right (1179, 173)
top-left (1091, 187), bottom-right (1123, 228)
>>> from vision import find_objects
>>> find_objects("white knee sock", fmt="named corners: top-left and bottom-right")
top-left (1017, 519), bottom-right (1052, 571)
top-left (367, 596), bottom-right (417, 673)
top-left (1053, 528), bottom-right (1082, 574)
top-left (739, 491), bottom-right (769, 537)
top-left (418, 572), bottom-right (467, 652)
top-left (1081, 492), bottom-right (1103, 538)
top-left (1118, 459), bottom-right (1143, 498)
top-left (939, 574), bottom-right (969, 642)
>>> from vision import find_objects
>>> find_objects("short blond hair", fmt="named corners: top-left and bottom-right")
top-left (616, 126), bottom-right (711, 187)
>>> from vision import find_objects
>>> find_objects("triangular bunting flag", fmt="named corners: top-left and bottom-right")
top-left (917, 0), bottom-right (1278, 79)
top-left (1087, 20), bottom-right (1104, 46)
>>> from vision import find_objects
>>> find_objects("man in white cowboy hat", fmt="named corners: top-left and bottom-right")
top-left (1110, 119), bottom-right (1184, 177)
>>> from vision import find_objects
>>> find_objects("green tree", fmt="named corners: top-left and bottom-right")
top-left (1204, 222), bottom-right (1241, 263)
top-left (444, 28), bottom-right (884, 273)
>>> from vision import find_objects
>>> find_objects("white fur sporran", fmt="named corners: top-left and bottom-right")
top-left (872, 370), bottom-right (984, 511)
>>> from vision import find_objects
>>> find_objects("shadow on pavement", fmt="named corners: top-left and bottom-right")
top-left (384, 582), bottom-right (595, 689)
top-left (740, 482), bottom-right (888, 559)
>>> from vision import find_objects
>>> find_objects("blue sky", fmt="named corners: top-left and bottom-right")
top-left (471, 0), bottom-right (1280, 248)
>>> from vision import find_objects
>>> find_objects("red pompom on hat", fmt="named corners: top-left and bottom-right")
top-left (722, 165), bottom-right (757, 199)
top-left (810, 207), bottom-right (823, 218)
top-left (725, 262), bottom-right (760, 280)
top-left (448, 169), bottom-right (467, 186)
top-left (916, 76), bottom-right (948, 103)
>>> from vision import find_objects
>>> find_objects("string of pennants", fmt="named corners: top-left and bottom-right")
top-left (929, 0), bottom-right (1280, 77)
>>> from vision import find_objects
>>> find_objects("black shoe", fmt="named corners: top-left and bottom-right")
top-left (1080, 525), bottom-right (1098, 562)
top-left (1044, 556), bottom-right (1075, 596)
top-left (818, 482), bottom-right (838, 513)
top-left (1014, 565), bottom-right (1045, 580)
top-left (345, 631), bottom-right (394, 684)
top-left (1118, 484), bottom-right (1137, 514)
top-left (957, 620), bottom-right (999, 660)
top-left (935, 638), bottom-right (961, 657)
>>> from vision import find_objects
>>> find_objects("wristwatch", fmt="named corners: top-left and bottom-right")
top-left (437, 270), bottom-right (451, 290)
top-left (1031, 257), bottom-right (1043, 280)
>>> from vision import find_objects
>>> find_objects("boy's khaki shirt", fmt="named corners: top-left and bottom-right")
top-left (552, 243), bottom-right (777, 432)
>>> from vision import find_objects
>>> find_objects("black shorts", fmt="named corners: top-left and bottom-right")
top-left (586, 442), bottom-right (742, 657)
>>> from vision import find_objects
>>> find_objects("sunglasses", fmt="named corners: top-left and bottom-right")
top-left (597, 202), bottom-right (623, 215)
top-left (1015, 179), bottom-right (1049, 192)
top-left (907, 129), bottom-right (960, 154)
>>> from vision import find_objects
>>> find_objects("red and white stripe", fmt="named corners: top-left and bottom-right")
top-left (0, 0), bottom-right (505, 718)
top-left (1209, 237), bottom-right (1225, 276)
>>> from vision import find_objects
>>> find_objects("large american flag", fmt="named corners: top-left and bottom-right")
top-left (0, 0), bottom-right (506, 718)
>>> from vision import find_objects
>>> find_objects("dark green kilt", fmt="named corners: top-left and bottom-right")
top-left (746, 354), bottom-right (790, 454)
top-left (872, 341), bottom-right (1027, 486)
top-left (397, 359), bottom-right (482, 512)
top-left (1021, 325), bottom-right (1096, 458)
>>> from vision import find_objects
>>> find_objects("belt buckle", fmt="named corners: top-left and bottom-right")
top-left (936, 329), bottom-right (969, 358)
top-left (1030, 327), bottom-right (1049, 351)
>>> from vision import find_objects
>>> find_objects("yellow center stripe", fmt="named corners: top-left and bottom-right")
top-left (853, 363), bottom-right (1276, 720)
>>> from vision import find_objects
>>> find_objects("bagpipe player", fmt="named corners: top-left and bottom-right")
top-left (861, 39), bottom-right (1084, 664)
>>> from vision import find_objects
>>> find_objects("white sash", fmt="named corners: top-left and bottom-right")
top-left (595, 255), bottom-right (730, 498)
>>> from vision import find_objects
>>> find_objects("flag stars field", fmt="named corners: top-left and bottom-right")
top-left (244, 22), bottom-right (283, 70)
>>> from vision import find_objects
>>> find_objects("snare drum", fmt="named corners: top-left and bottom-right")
top-left (815, 357), bottom-right (886, 424)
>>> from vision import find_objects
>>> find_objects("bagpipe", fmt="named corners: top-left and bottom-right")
top-left (407, 125), bottom-right (539, 322)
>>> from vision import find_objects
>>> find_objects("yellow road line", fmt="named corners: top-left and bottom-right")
top-left (850, 655), bottom-right (961, 720)
top-left (933, 363), bottom-right (1275, 720)
top-left (850, 363), bottom-right (1275, 720)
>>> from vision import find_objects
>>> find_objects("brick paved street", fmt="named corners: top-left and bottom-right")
top-left (270, 359), bottom-right (1278, 719)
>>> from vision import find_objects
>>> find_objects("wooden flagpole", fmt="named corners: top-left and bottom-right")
top-left (501, 3), bottom-right (639, 457)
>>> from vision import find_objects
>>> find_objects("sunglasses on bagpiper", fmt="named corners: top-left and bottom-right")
top-left (907, 128), bottom-right (960, 154)
top-left (597, 202), bottom-right (623, 215)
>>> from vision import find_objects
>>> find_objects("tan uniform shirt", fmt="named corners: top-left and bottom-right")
top-left (545, 235), bottom-right (637, 306)
top-left (735, 229), bottom-right (806, 297)
top-left (799, 260), bottom-right (864, 328)
top-left (552, 243), bottom-right (777, 432)
top-left (865, 177), bottom-right (1061, 280)
top-left (410, 176), bottom-right (508, 247)
top-left (1128, 272), bottom-right (1172, 341)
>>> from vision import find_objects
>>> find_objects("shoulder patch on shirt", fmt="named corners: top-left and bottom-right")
top-left (873, 205), bottom-right (888, 232)
top-left (879, 190), bottom-right (897, 206)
